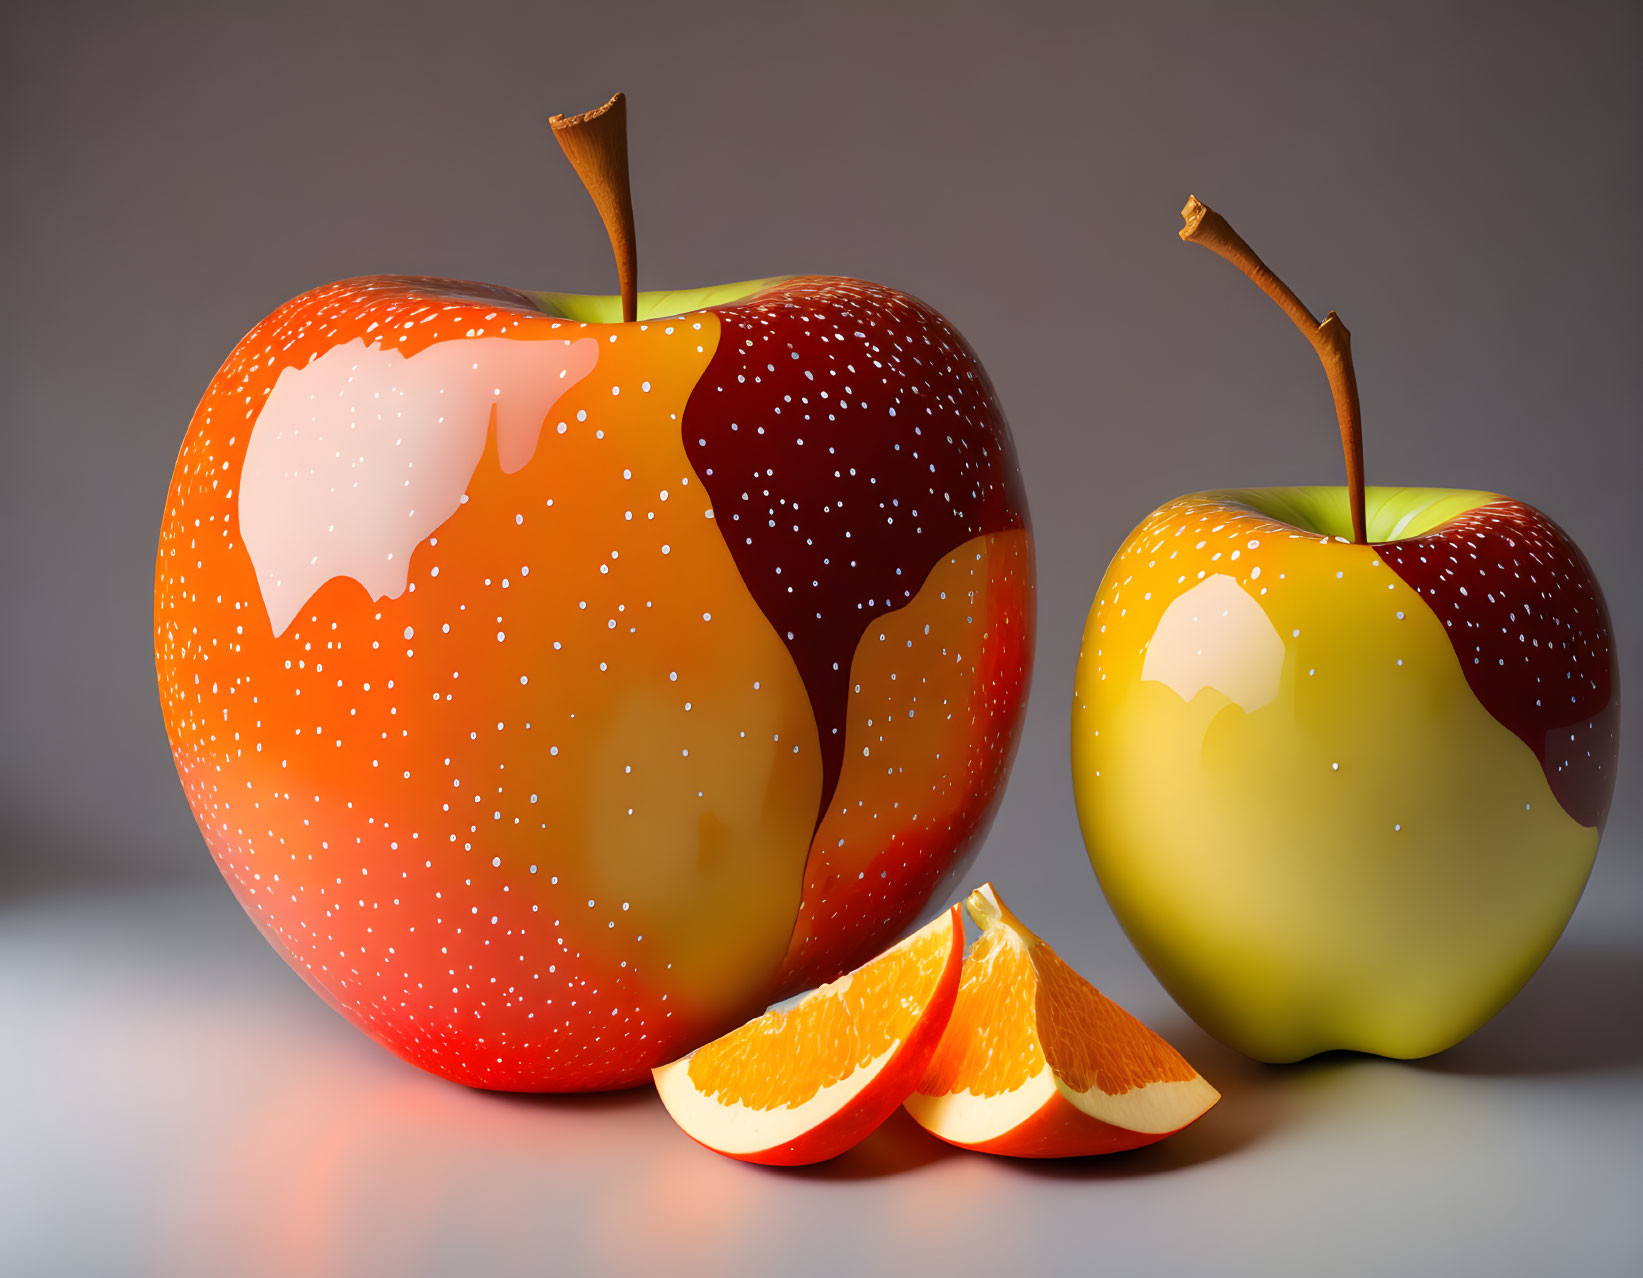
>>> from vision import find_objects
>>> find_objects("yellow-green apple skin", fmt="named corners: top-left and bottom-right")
top-left (1072, 486), bottom-right (1619, 1062)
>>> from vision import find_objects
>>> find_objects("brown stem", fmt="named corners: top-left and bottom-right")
top-left (1179, 195), bottom-right (1367, 544)
top-left (551, 93), bottom-right (638, 323)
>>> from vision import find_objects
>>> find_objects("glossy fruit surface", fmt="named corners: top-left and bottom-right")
top-left (905, 885), bottom-right (1218, 1157)
top-left (1072, 486), bottom-right (1617, 1062)
top-left (155, 275), bottom-right (1031, 1090)
top-left (653, 905), bottom-right (962, 1165)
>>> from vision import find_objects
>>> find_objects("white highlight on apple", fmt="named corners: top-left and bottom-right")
top-left (240, 335), bottom-right (598, 635)
top-left (1141, 573), bottom-right (1285, 713)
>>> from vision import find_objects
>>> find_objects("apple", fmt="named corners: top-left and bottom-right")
top-left (154, 95), bottom-right (1033, 1091)
top-left (1070, 198), bottom-right (1618, 1063)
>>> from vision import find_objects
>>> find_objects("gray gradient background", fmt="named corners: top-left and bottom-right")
top-left (2, 2), bottom-right (1639, 1275)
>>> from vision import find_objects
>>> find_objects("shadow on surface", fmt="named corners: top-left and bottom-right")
top-left (477, 1082), bottom-right (658, 1114)
top-left (1418, 941), bottom-right (1643, 1077)
top-left (761, 1020), bottom-right (1301, 1183)
top-left (1004, 1028), bottom-right (1313, 1181)
top-left (454, 939), bottom-right (1643, 1182)
top-left (755, 1108), bottom-right (961, 1182)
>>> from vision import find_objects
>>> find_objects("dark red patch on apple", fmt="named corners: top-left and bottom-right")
top-left (682, 277), bottom-right (1029, 823)
top-left (1378, 500), bottom-right (1619, 828)
top-left (775, 547), bottom-right (1035, 993)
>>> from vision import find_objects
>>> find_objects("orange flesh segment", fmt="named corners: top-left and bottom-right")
top-left (920, 897), bottom-right (1195, 1100)
top-left (910, 885), bottom-right (1216, 1155)
top-left (685, 909), bottom-right (957, 1111)
top-left (1034, 943), bottom-right (1201, 1094)
top-left (917, 925), bottom-right (1043, 1097)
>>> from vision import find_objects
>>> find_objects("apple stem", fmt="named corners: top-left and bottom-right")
top-left (1179, 196), bottom-right (1367, 544)
top-left (551, 93), bottom-right (639, 323)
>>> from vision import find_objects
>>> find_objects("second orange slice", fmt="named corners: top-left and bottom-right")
top-left (653, 906), bottom-right (963, 1165)
top-left (905, 884), bottom-right (1219, 1157)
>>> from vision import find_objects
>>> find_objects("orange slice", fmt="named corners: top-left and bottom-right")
top-left (905, 885), bottom-right (1218, 1157)
top-left (653, 905), bottom-right (963, 1165)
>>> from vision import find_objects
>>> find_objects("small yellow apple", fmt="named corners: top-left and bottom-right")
top-left (1070, 198), bottom-right (1619, 1062)
top-left (1072, 485), bottom-right (1615, 1061)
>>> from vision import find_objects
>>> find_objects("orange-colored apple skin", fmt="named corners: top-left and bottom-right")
top-left (154, 275), bottom-right (1031, 1090)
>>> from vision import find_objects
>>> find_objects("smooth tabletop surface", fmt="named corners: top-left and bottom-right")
top-left (6, 841), bottom-right (1639, 1278)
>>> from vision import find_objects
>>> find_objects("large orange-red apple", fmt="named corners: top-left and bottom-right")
top-left (153, 99), bottom-right (1033, 1090)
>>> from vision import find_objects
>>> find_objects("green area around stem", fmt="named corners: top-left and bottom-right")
top-left (1216, 486), bottom-right (1502, 542)
top-left (531, 277), bottom-right (791, 323)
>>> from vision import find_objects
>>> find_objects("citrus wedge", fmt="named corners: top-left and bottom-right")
top-left (905, 885), bottom-right (1219, 1157)
top-left (653, 905), bottom-right (963, 1165)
